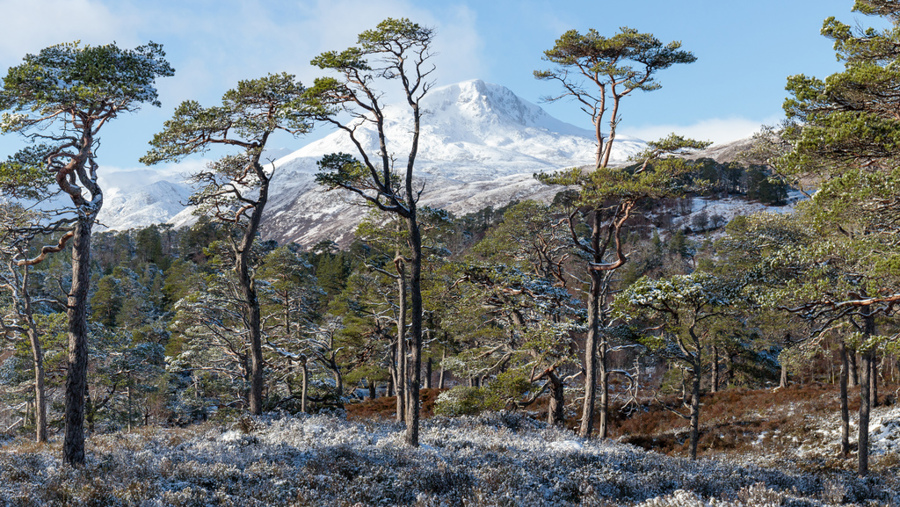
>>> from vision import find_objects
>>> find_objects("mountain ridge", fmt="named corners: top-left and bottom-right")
top-left (99, 79), bottom-right (650, 245)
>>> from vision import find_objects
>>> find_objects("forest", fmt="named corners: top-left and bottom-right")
top-left (0, 1), bottom-right (899, 506)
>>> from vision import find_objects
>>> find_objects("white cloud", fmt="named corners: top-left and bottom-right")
top-left (621, 116), bottom-right (782, 146)
top-left (0, 0), bottom-right (137, 60)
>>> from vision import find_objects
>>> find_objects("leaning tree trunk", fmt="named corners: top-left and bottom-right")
top-left (29, 328), bottom-right (47, 443)
top-left (64, 219), bottom-right (93, 466)
top-left (21, 267), bottom-right (47, 444)
top-left (840, 341), bottom-right (850, 457)
top-left (237, 165), bottom-right (271, 415)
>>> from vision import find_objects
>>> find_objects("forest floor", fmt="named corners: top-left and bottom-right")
top-left (349, 383), bottom-right (900, 470)
top-left (0, 383), bottom-right (896, 506)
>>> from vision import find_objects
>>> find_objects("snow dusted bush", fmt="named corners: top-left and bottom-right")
top-left (0, 411), bottom-right (896, 505)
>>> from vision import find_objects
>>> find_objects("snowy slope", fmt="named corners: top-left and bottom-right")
top-left (261, 79), bottom-right (645, 246)
top-left (100, 79), bottom-right (646, 243)
top-left (97, 169), bottom-right (193, 231)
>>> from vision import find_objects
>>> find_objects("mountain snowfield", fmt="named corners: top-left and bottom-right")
top-left (100, 80), bottom-right (647, 245)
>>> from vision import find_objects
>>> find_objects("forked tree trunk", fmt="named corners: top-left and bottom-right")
top-left (64, 219), bottom-right (92, 466)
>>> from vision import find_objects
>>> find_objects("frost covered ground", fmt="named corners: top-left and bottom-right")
top-left (1, 411), bottom-right (897, 506)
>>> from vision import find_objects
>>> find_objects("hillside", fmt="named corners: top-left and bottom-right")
top-left (99, 79), bottom-right (648, 244)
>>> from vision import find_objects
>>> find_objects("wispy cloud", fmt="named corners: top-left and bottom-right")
top-left (0, 0), bottom-right (138, 60)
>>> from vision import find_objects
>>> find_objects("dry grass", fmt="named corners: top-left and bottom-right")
top-left (346, 382), bottom-right (899, 470)
top-left (345, 388), bottom-right (444, 420)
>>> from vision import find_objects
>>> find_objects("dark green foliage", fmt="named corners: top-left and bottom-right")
top-left (744, 166), bottom-right (789, 205)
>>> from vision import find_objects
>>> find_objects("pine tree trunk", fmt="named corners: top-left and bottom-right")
top-left (18, 267), bottom-right (48, 444)
top-left (237, 163), bottom-right (269, 416)
top-left (245, 284), bottom-right (263, 415)
top-left (870, 351), bottom-right (878, 408)
top-left (780, 358), bottom-right (788, 388)
top-left (64, 219), bottom-right (92, 466)
top-left (27, 328), bottom-right (47, 443)
top-left (438, 349), bottom-right (446, 389)
top-left (300, 359), bottom-right (308, 414)
top-left (404, 214), bottom-right (424, 447)
top-left (396, 264), bottom-right (407, 423)
top-left (424, 357), bottom-right (432, 390)
top-left (547, 370), bottom-right (565, 427)
top-left (598, 341), bottom-right (609, 439)
top-left (689, 361), bottom-right (701, 460)
top-left (34, 359), bottom-right (47, 443)
top-left (711, 345), bottom-right (719, 393)
top-left (840, 341), bottom-right (850, 457)
top-left (859, 350), bottom-right (872, 476)
top-left (849, 352), bottom-right (859, 387)
top-left (579, 268), bottom-right (602, 438)
top-left (368, 378), bottom-right (376, 400)
top-left (858, 314), bottom-right (875, 477)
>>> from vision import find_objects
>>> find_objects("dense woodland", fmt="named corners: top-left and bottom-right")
top-left (0, 1), bottom-right (899, 505)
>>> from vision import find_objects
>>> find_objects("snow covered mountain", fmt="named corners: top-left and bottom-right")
top-left (260, 79), bottom-right (644, 246)
top-left (97, 168), bottom-right (194, 231)
top-left (103, 79), bottom-right (647, 244)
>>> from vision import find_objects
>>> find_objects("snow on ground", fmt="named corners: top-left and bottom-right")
top-left (1, 411), bottom-right (896, 506)
top-left (796, 402), bottom-right (900, 459)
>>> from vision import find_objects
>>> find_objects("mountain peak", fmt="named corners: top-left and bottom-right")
top-left (98, 79), bottom-right (649, 244)
top-left (424, 79), bottom-right (552, 129)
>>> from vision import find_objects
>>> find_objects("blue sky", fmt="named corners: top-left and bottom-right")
top-left (0, 0), bottom-right (873, 171)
